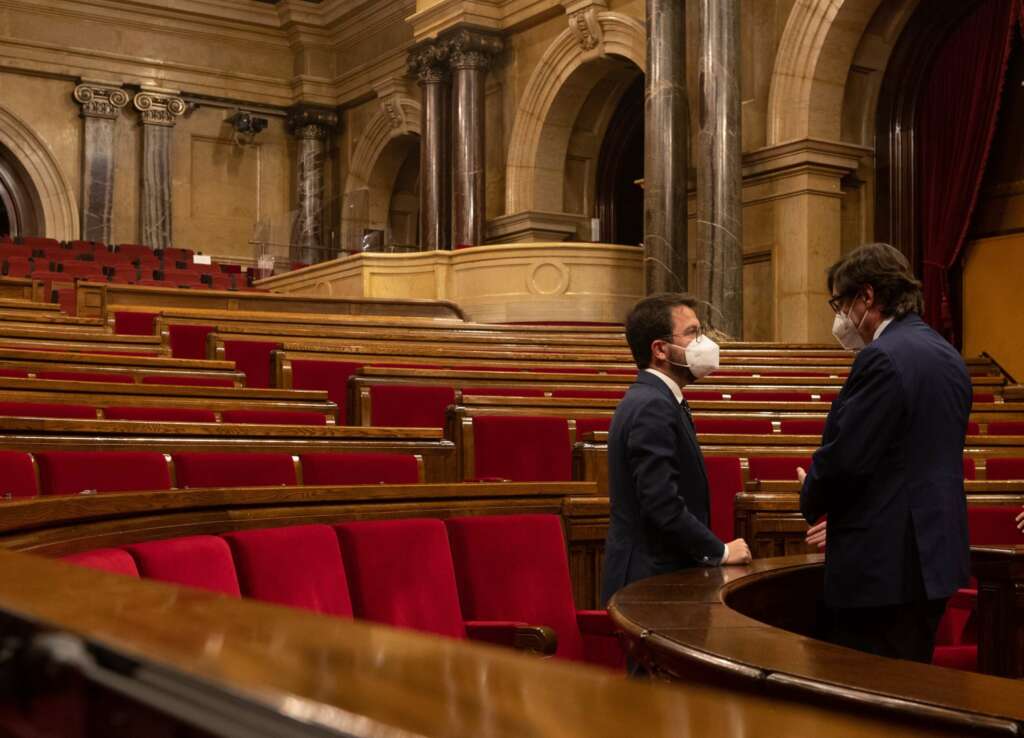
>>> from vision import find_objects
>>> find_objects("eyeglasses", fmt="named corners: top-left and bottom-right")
top-left (827, 295), bottom-right (848, 314)
top-left (661, 325), bottom-right (703, 343)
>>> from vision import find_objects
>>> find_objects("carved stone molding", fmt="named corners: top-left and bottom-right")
top-left (133, 90), bottom-right (186, 127)
top-left (408, 41), bottom-right (450, 85)
top-left (562, 0), bottom-right (607, 51)
top-left (444, 28), bottom-right (503, 70)
top-left (286, 105), bottom-right (339, 140)
top-left (73, 83), bottom-right (129, 120)
top-left (373, 79), bottom-right (416, 134)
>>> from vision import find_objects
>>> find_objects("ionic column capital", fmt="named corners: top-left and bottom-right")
top-left (133, 89), bottom-right (186, 127)
top-left (73, 82), bottom-right (130, 120)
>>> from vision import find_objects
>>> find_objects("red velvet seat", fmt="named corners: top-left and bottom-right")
top-left (986, 458), bottom-right (1024, 480)
top-left (445, 514), bottom-right (625, 669)
top-left (104, 406), bottom-right (217, 423)
top-left (334, 519), bottom-right (466, 638)
top-left (221, 409), bottom-right (327, 426)
top-left (141, 374), bottom-right (236, 388)
top-left (37, 371), bottom-right (134, 384)
top-left (705, 456), bottom-right (743, 541)
top-left (0, 368), bottom-right (28, 378)
top-left (731, 391), bottom-right (814, 402)
top-left (125, 535), bottom-right (240, 596)
top-left (223, 340), bottom-right (280, 389)
top-left (471, 415), bottom-right (572, 481)
top-left (747, 455), bottom-right (812, 482)
top-left (973, 393), bottom-right (995, 404)
top-left (300, 452), bottom-right (419, 485)
top-left (966, 421), bottom-right (980, 435)
top-left (574, 416), bottom-right (611, 437)
top-left (64, 548), bottom-right (139, 577)
top-left (461, 386), bottom-right (547, 398)
top-left (369, 385), bottom-right (455, 427)
top-left (963, 457), bottom-right (977, 480)
top-left (167, 324), bottom-right (214, 360)
top-left (113, 311), bottom-right (157, 336)
top-left (989, 421), bottom-right (1024, 436)
top-left (223, 525), bottom-right (352, 616)
top-left (694, 418), bottom-right (773, 435)
top-left (34, 450), bottom-right (171, 495)
top-left (290, 359), bottom-right (361, 423)
top-left (682, 390), bottom-right (726, 401)
top-left (0, 450), bottom-right (39, 498)
top-left (172, 451), bottom-right (296, 488)
top-left (779, 419), bottom-right (827, 436)
top-left (0, 401), bottom-right (96, 419)
top-left (550, 389), bottom-right (624, 399)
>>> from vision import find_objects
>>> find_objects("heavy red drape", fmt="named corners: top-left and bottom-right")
top-left (916, 0), bottom-right (1021, 343)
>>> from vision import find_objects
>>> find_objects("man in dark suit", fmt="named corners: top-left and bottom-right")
top-left (799, 243), bottom-right (972, 663)
top-left (601, 294), bottom-right (751, 611)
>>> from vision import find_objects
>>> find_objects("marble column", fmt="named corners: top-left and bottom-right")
top-left (409, 43), bottom-right (452, 251)
top-left (73, 82), bottom-right (129, 244)
top-left (286, 106), bottom-right (339, 265)
top-left (695, 0), bottom-right (743, 336)
top-left (447, 30), bottom-right (502, 248)
top-left (133, 90), bottom-right (186, 249)
top-left (644, 0), bottom-right (689, 294)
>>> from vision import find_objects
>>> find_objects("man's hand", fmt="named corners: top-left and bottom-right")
top-left (723, 538), bottom-right (752, 565)
top-left (797, 466), bottom-right (807, 484)
top-left (806, 519), bottom-right (827, 549)
top-left (1017, 506), bottom-right (1024, 532)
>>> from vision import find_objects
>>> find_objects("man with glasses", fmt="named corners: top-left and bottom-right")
top-left (798, 242), bottom-right (972, 662)
top-left (601, 294), bottom-right (751, 637)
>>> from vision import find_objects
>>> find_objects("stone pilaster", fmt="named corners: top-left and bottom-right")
top-left (695, 0), bottom-right (743, 337)
top-left (409, 41), bottom-right (452, 251)
top-left (133, 89), bottom-right (186, 249)
top-left (286, 105), bottom-right (339, 265)
top-left (446, 29), bottom-right (502, 248)
top-left (73, 82), bottom-right (129, 244)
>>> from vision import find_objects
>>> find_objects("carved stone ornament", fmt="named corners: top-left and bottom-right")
top-left (286, 106), bottom-right (339, 140)
top-left (445, 29), bottom-right (504, 71)
top-left (568, 7), bottom-right (604, 51)
top-left (133, 91), bottom-right (187, 127)
top-left (73, 83), bottom-right (130, 120)
top-left (407, 42), bottom-right (450, 85)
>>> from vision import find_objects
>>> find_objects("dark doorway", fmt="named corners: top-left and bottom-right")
top-left (596, 76), bottom-right (644, 246)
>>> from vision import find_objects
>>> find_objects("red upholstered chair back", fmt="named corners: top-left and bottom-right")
top-left (172, 451), bottom-right (297, 488)
top-left (142, 375), bottom-right (235, 388)
top-left (682, 390), bottom-right (725, 400)
top-left (705, 457), bottom-right (743, 541)
top-left (113, 311), bottom-right (157, 336)
top-left (966, 421), bottom-right (980, 436)
top-left (104, 406), bottom-right (217, 423)
top-left (731, 391), bottom-right (813, 402)
top-left (125, 536), bottom-right (240, 596)
top-left (462, 387), bottom-right (547, 398)
top-left (963, 457), bottom-right (977, 480)
top-left (779, 419), bottom-right (827, 436)
top-left (445, 514), bottom-right (585, 661)
top-left (574, 417), bottom-right (611, 437)
top-left (223, 525), bottom-right (352, 616)
top-left (747, 455), bottom-right (812, 482)
top-left (35, 451), bottom-right (171, 495)
top-left (334, 519), bottom-right (466, 639)
top-left (64, 548), bottom-right (140, 577)
top-left (0, 402), bottom-right (96, 420)
top-left (290, 359), bottom-right (362, 422)
top-left (369, 385), bottom-right (455, 427)
top-left (973, 393), bottom-right (995, 404)
top-left (220, 409), bottom-right (327, 426)
top-left (168, 324), bottom-right (214, 359)
top-left (223, 340), bottom-right (280, 388)
top-left (0, 368), bottom-right (28, 378)
top-left (967, 506), bottom-right (1021, 545)
top-left (300, 452), bottom-right (419, 485)
top-left (0, 450), bottom-right (39, 498)
top-left (695, 418), bottom-right (773, 435)
top-left (471, 415), bottom-right (572, 481)
top-left (989, 421), bottom-right (1024, 436)
top-left (550, 389), bottom-right (624, 399)
top-left (37, 371), bottom-right (133, 384)
top-left (986, 458), bottom-right (1024, 481)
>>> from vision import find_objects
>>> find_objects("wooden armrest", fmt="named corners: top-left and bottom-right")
top-left (576, 610), bottom-right (618, 637)
top-left (464, 621), bottom-right (558, 655)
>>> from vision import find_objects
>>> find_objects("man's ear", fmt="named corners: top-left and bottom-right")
top-left (862, 284), bottom-right (875, 309)
top-left (650, 339), bottom-right (666, 362)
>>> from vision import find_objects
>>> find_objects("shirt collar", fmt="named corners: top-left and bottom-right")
top-left (874, 316), bottom-right (895, 341)
top-left (644, 368), bottom-right (683, 403)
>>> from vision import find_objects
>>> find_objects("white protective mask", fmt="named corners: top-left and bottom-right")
top-left (831, 299), bottom-right (867, 350)
top-left (667, 335), bottom-right (721, 380)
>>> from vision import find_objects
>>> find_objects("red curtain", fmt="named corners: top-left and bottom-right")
top-left (916, 0), bottom-right (1021, 343)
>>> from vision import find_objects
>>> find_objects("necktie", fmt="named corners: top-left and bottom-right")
top-left (680, 397), bottom-right (694, 427)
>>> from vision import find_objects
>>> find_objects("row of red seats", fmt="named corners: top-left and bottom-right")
top-left (0, 449), bottom-right (418, 498)
top-left (0, 401), bottom-right (327, 425)
top-left (0, 236), bottom-right (195, 262)
top-left (65, 515), bottom-right (624, 668)
top-left (0, 367), bottom-right (235, 387)
top-left (2, 258), bottom-right (240, 290)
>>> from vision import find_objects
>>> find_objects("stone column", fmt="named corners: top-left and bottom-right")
top-left (133, 89), bottom-right (186, 249)
top-left (73, 82), bottom-right (129, 244)
top-left (286, 106), bottom-right (339, 265)
top-left (644, 0), bottom-right (689, 294)
top-left (447, 30), bottom-right (503, 248)
top-left (695, 0), bottom-right (743, 336)
top-left (409, 42), bottom-right (452, 251)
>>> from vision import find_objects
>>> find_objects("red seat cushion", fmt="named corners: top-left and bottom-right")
top-left (574, 416), bottom-right (611, 437)
top-left (334, 519), bottom-right (466, 639)
top-left (705, 456), bottom-right (743, 541)
top-left (471, 415), bottom-right (571, 482)
top-left (369, 385), bottom-right (455, 427)
top-left (989, 421), bottom-right (1024, 436)
top-left (223, 525), bottom-right (352, 616)
top-left (445, 515), bottom-right (586, 662)
top-left (37, 371), bottom-right (134, 384)
top-left (221, 409), bottom-right (327, 426)
top-left (0, 450), bottom-right (39, 498)
top-left (932, 645), bottom-right (978, 671)
top-left (301, 452), bottom-right (419, 485)
top-left (682, 390), bottom-right (725, 401)
top-left (141, 374), bottom-right (236, 388)
top-left (0, 401), bottom-right (96, 419)
top-left (973, 393), bottom-right (995, 404)
top-left (223, 340), bottom-right (280, 388)
top-left (461, 386), bottom-right (547, 398)
top-left (964, 457), bottom-right (977, 480)
top-left (748, 455), bottom-right (812, 481)
top-left (986, 458), bottom-right (1024, 481)
top-left (172, 451), bottom-right (296, 488)
top-left (966, 421), bottom-right (980, 435)
top-left (64, 548), bottom-right (139, 577)
top-left (731, 391), bottom-right (813, 402)
top-left (113, 312), bottom-right (158, 336)
top-left (779, 419), bottom-right (827, 435)
top-left (168, 324), bottom-right (213, 359)
top-left (968, 506), bottom-right (1021, 545)
top-left (125, 536), bottom-right (240, 596)
top-left (104, 406), bottom-right (217, 423)
top-left (35, 450), bottom-right (171, 495)
top-left (290, 359), bottom-right (361, 422)
top-left (695, 418), bottom-right (773, 435)
top-left (0, 368), bottom-right (29, 378)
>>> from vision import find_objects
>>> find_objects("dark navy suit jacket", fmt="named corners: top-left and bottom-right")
top-left (601, 371), bottom-right (724, 605)
top-left (800, 312), bottom-right (972, 609)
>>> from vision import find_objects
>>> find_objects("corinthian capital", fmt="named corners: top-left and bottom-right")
top-left (286, 105), bottom-right (339, 140)
top-left (407, 41), bottom-right (450, 85)
top-left (444, 29), bottom-right (503, 71)
top-left (133, 89), bottom-right (186, 127)
top-left (73, 82), bottom-right (130, 120)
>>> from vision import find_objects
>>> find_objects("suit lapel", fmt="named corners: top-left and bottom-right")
top-left (636, 373), bottom-right (710, 490)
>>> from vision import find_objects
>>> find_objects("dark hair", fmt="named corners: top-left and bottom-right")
top-left (625, 293), bottom-right (699, 369)
top-left (827, 243), bottom-right (924, 318)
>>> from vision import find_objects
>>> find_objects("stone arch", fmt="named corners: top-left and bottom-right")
top-left (0, 105), bottom-right (77, 240)
top-left (505, 11), bottom-right (645, 215)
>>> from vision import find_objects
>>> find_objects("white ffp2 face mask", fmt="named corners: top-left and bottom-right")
top-left (667, 335), bottom-right (721, 379)
top-left (831, 299), bottom-right (867, 350)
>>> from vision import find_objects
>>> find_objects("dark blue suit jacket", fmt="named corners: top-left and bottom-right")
top-left (601, 371), bottom-right (724, 605)
top-left (800, 312), bottom-right (972, 608)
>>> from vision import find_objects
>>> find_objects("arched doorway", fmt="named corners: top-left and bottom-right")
top-left (595, 76), bottom-right (644, 245)
top-left (0, 142), bottom-right (43, 238)
top-left (366, 134), bottom-right (420, 248)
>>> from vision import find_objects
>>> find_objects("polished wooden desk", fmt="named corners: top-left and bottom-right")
top-left (973, 545), bottom-right (1024, 678)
